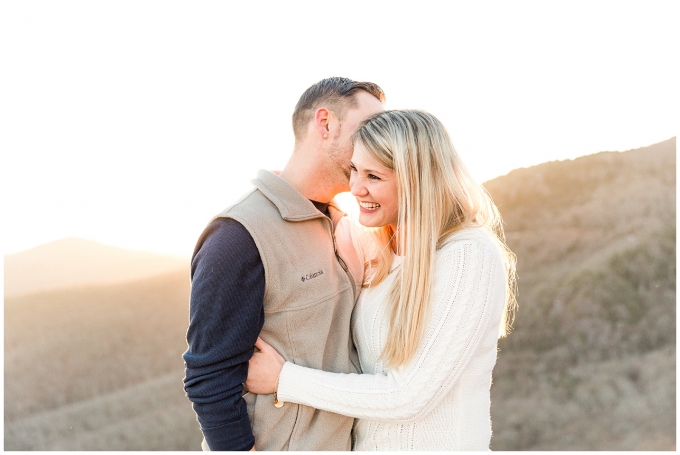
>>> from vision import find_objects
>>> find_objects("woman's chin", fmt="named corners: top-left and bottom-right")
top-left (358, 214), bottom-right (385, 229)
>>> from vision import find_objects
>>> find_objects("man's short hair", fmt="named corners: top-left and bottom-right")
top-left (292, 77), bottom-right (386, 142)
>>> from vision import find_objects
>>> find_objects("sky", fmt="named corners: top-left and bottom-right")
top-left (1, 0), bottom-right (678, 257)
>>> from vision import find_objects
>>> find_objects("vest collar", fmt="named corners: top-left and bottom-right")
top-left (253, 169), bottom-right (345, 223)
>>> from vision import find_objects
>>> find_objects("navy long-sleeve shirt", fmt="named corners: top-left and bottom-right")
top-left (183, 201), bottom-right (330, 450)
top-left (183, 218), bottom-right (265, 451)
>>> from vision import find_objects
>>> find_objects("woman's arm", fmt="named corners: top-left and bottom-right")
top-left (275, 236), bottom-right (506, 423)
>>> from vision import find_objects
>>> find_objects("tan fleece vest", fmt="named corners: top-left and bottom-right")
top-left (215, 170), bottom-right (361, 451)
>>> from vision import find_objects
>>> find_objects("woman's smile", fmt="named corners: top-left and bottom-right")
top-left (358, 201), bottom-right (381, 211)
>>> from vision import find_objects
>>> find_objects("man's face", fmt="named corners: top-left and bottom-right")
top-left (327, 91), bottom-right (384, 185)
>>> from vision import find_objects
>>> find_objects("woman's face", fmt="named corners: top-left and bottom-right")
top-left (349, 142), bottom-right (399, 230)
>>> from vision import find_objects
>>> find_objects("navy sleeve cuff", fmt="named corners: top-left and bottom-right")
top-left (202, 411), bottom-right (254, 451)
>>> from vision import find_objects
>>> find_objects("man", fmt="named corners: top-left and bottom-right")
top-left (183, 77), bottom-right (385, 451)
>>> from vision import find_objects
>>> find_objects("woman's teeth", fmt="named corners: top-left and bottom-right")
top-left (360, 201), bottom-right (381, 210)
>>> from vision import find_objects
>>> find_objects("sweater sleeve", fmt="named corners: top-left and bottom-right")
top-left (276, 236), bottom-right (505, 423)
top-left (183, 218), bottom-right (265, 450)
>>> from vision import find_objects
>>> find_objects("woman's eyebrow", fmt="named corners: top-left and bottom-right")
top-left (350, 161), bottom-right (386, 176)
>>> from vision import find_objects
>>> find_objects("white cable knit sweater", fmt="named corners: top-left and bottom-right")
top-left (277, 227), bottom-right (507, 451)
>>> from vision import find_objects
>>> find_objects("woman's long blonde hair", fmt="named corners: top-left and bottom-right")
top-left (351, 110), bottom-right (517, 368)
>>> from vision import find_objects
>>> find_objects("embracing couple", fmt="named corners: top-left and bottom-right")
top-left (183, 77), bottom-right (517, 451)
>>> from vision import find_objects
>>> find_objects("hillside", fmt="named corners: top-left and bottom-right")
top-left (4, 267), bottom-right (204, 450)
top-left (4, 238), bottom-right (188, 297)
top-left (485, 137), bottom-right (676, 450)
top-left (3, 138), bottom-right (675, 450)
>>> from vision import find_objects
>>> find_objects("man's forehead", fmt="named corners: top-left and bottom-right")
top-left (349, 92), bottom-right (384, 121)
top-left (355, 90), bottom-right (385, 109)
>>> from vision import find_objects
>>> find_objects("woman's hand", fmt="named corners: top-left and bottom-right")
top-left (246, 337), bottom-right (285, 394)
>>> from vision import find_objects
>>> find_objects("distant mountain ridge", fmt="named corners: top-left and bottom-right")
top-left (4, 238), bottom-right (188, 297)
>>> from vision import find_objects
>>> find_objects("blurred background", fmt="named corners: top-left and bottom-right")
top-left (2, 0), bottom-right (677, 450)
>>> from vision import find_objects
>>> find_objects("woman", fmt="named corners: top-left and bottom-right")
top-left (246, 110), bottom-right (517, 451)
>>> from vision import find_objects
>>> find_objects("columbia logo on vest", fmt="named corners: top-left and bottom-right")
top-left (301, 270), bottom-right (324, 282)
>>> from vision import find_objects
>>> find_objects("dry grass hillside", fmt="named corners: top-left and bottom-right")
top-left (485, 137), bottom-right (676, 450)
top-left (4, 138), bottom-right (675, 450)
top-left (4, 268), bottom-right (204, 450)
top-left (4, 238), bottom-right (187, 297)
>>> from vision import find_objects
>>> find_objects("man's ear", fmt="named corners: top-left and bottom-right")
top-left (314, 107), bottom-right (331, 139)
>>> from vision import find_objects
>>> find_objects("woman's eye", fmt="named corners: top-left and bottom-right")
top-left (368, 174), bottom-right (381, 180)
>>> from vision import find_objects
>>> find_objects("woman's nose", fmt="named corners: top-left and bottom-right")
top-left (350, 176), bottom-right (368, 197)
